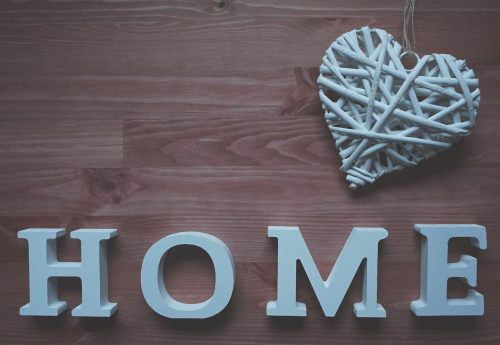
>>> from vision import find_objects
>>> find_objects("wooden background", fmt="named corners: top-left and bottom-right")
top-left (1, 0), bottom-right (499, 344)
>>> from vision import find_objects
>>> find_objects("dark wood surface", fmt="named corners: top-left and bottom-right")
top-left (1, 1), bottom-right (500, 344)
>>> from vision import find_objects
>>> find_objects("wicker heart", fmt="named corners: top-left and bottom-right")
top-left (317, 27), bottom-right (480, 189)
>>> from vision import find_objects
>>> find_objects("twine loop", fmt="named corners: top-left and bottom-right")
top-left (402, 0), bottom-right (417, 56)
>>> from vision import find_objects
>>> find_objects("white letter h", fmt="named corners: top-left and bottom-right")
top-left (18, 228), bottom-right (117, 317)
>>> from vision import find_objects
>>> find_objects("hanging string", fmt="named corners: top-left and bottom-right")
top-left (402, 0), bottom-right (417, 56)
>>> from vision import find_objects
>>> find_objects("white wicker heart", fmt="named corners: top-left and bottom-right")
top-left (317, 27), bottom-right (480, 189)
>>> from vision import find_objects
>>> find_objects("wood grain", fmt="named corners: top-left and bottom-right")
top-left (1, 0), bottom-right (500, 344)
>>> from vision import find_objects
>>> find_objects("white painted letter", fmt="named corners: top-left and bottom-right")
top-left (411, 224), bottom-right (487, 316)
top-left (141, 232), bottom-right (235, 319)
top-left (267, 226), bottom-right (387, 317)
top-left (18, 228), bottom-right (117, 317)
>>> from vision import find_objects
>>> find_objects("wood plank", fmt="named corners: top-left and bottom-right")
top-left (0, 162), bottom-right (498, 217)
top-left (0, 68), bottom-right (301, 119)
top-left (0, 64), bottom-right (497, 121)
top-left (0, 119), bottom-right (122, 169)
top-left (0, 0), bottom-right (499, 76)
top-left (123, 103), bottom-right (500, 167)
top-left (123, 112), bottom-right (332, 168)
